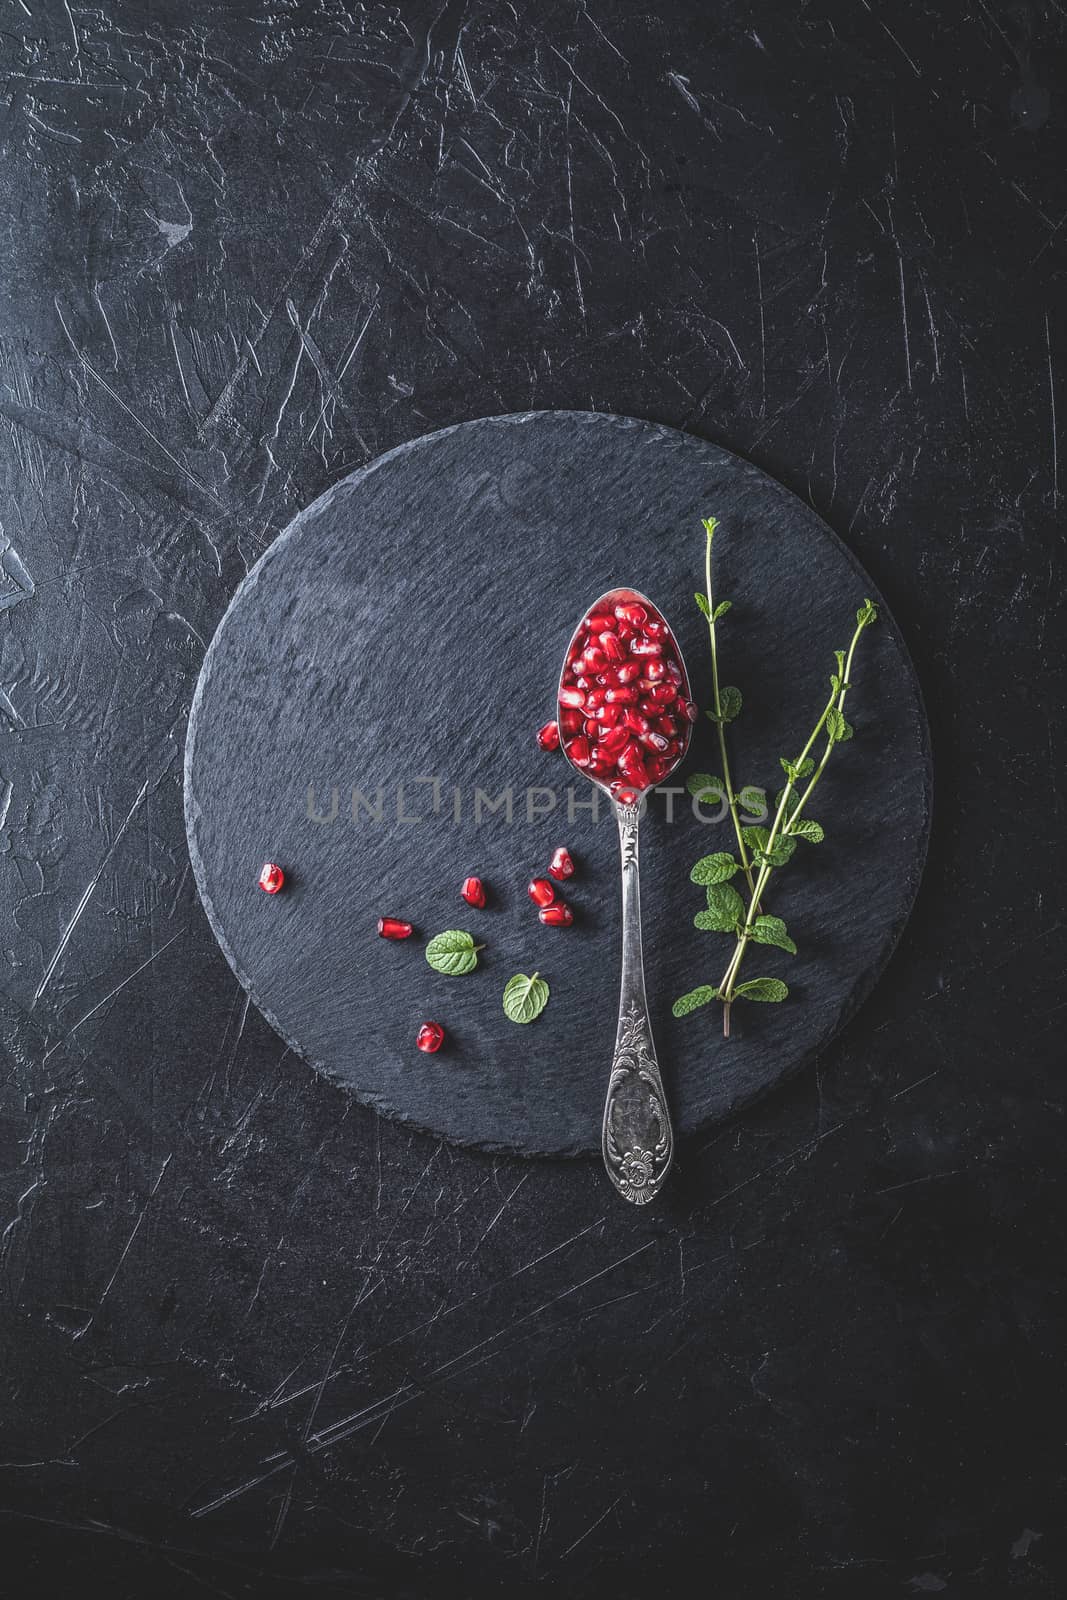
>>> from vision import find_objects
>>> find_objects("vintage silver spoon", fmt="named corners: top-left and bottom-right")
top-left (557, 587), bottom-right (694, 1204)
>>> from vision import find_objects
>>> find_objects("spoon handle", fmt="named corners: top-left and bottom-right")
top-left (601, 800), bottom-right (675, 1204)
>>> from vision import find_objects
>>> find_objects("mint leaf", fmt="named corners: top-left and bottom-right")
top-left (742, 826), bottom-right (795, 866)
top-left (672, 985), bottom-right (718, 1017)
top-left (426, 929), bottom-right (483, 975)
top-left (502, 971), bottom-right (549, 1023)
top-left (719, 685), bottom-right (742, 722)
top-left (701, 516), bottom-right (718, 540)
top-left (750, 916), bottom-right (797, 955)
top-left (700, 881), bottom-right (745, 930)
top-left (687, 772), bottom-right (724, 803)
top-left (826, 707), bottom-right (854, 743)
top-left (712, 600), bottom-right (732, 621)
top-left (733, 977), bottom-right (789, 1002)
top-left (694, 591), bottom-right (711, 619)
top-left (737, 784), bottom-right (766, 816)
top-left (690, 852), bottom-right (740, 886)
top-left (857, 597), bottom-right (878, 627)
top-left (791, 818), bottom-right (825, 843)
top-left (774, 787), bottom-right (802, 817)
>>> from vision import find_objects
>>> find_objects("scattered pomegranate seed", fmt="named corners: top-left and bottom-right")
top-left (528, 877), bottom-right (555, 908)
top-left (416, 1021), bottom-right (445, 1053)
top-left (537, 719), bottom-right (560, 751)
top-left (461, 877), bottom-right (486, 908)
top-left (548, 846), bottom-right (575, 881)
top-left (258, 862), bottom-right (285, 894)
top-left (539, 902), bottom-right (574, 927)
top-left (378, 916), bottom-right (413, 940)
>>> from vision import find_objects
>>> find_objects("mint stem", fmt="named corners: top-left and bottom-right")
top-left (703, 519), bottom-right (758, 902)
top-left (716, 610), bottom-right (874, 1022)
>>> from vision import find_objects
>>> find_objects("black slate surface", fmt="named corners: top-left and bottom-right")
top-left (2, 2), bottom-right (1066, 1597)
top-left (186, 411), bottom-right (930, 1154)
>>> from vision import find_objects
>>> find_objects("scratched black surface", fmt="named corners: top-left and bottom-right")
top-left (1, 3), bottom-right (1065, 1597)
top-left (185, 411), bottom-right (930, 1155)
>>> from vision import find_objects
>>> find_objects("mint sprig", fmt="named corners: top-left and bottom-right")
top-left (679, 515), bottom-right (880, 1035)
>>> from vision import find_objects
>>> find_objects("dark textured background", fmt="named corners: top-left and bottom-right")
top-left (0, 3), bottom-right (1064, 1596)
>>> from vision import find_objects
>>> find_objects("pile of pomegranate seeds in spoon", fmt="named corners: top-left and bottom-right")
top-left (557, 593), bottom-right (696, 799)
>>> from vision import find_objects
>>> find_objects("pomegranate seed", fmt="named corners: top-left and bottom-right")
top-left (681, 699), bottom-right (699, 723)
top-left (560, 708), bottom-right (583, 735)
top-left (615, 601), bottom-right (647, 626)
top-left (582, 646), bottom-right (608, 673)
top-left (594, 702), bottom-right (623, 726)
top-left (598, 631), bottom-right (626, 663)
top-left (461, 876), bottom-right (486, 908)
top-left (568, 735), bottom-right (591, 767)
top-left (584, 717), bottom-right (599, 738)
top-left (528, 877), bottom-right (555, 908)
top-left (605, 686), bottom-right (637, 705)
top-left (585, 611), bottom-right (615, 632)
top-left (536, 720), bottom-right (560, 751)
top-left (598, 723), bottom-right (630, 760)
top-left (644, 618), bottom-right (669, 640)
top-left (548, 846), bottom-right (575, 881)
top-left (378, 916), bottom-right (413, 940)
top-left (258, 862), bottom-right (285, 894)
top-left (574, 675), bottom-right (592, 691)
top-left (585, 686), bottom-right (608, 709)
top-left (623, 708), bottom-right (652, 736)
top-left (539, 901), bottom-right (574, 927)
top-left (658, 714), bottom-right (681, 738)
top-left (664, 659), bottom-right (684, 686)
top-left (629, 638), bottom-right (663, 658)
top-left (610, 781), bottom-right (639, 804)
top-left (416, 1021), bottom-right (445, 1053)
top-left (650, 683), bottom-right (676, 705)
top-left (644, 658), bottom-right (667, 682)
top-left (559, 686), bottom-right (584, 709)
top-left (641, 730), bottom-right (670, 753)
top-left (647, 755), bottom-right (673, 783)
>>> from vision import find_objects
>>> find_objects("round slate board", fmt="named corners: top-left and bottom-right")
top-left (185, 412), bottom-right (931, 1156)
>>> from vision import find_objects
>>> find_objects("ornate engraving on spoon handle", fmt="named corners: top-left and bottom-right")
top-left (601, 801), bottom-right (674, 1204)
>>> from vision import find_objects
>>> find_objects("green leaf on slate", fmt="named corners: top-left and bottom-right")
top-left (719, 685), bottom-right (742, 722)
top-left (687, 772), bottom-right (725, 803)
top-left (750, 916), bottom-right (797, 955)
top-left (857, 597), bottom-right (878, 627)
top-left (712, 600), bottom-right (732, 621)
top-left (826, 707), bottom-right (853, 743)
top-left (502, 971), bottom-right (549, 1024)
top-left (425, 929), bottom-right (483, 976)
top-left (672, 985), bottom-right (719, 1017)
top-left (834, 649), bottom-right (846, 675)
top-left (700, 881), bottom-right (745, 930)
top-left (743, 826), bottom-right (795, 866)
top-left (694, 591), bottom-right (711, 619)
top-left (737, 784), bottom-right (766, 816)
top-left (791, 818), bottom-right (825, 843)
top-left (690, 852), bottom-right (740, 886)
top-left (734, 977), bottom-right (789, 1002)
top-left (774, 787), bottom-right (802, 817)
